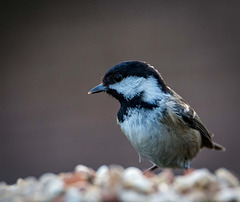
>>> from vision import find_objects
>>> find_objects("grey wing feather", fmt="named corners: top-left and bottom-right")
top-left (169, 89), bottom-right (214, 149)
top-left (178, 104), bottom-right (214, 149)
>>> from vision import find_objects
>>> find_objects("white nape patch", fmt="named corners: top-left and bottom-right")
top-left (109, 76), bottom-right (164, 103)
top-left (193, 110), bottom-right (196, 118)
top-left (183, 104), bottom-right (189, 113)
top-left (183, 104), bottom-right (196, 118)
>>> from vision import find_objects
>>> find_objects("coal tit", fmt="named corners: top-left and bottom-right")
top-left (88, 61), bottom-right (225, 172)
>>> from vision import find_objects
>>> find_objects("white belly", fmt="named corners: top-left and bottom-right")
top-left (118, 107), bottom-right (201, 168)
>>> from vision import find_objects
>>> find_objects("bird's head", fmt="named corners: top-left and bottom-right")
top-left (88, 61), bottom-right (168, 104)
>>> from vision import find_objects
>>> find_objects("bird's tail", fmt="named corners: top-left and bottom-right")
top-left (213, 142), bottom-right (225, 151)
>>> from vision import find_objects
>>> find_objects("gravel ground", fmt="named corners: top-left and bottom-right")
top-left (0, 165), bottom-right (239, 202)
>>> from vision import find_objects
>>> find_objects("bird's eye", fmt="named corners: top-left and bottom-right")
top-left (113, 74), bottom-right (123, 82)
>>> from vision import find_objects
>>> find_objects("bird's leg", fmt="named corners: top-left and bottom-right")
top-left (143, 165), bottom-right (158, 174)
top-left (184, 159), bottom-right (191, 170)
top-left (184, 159), bottom-right (191, 175)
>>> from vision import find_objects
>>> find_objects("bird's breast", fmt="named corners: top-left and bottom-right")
top-left (117, 107), bottom-right (166, 155)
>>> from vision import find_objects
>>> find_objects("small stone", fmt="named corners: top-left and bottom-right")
top-left (94, 165), bottom-right (110, 187)
top-left (39, 173), bottom-right (59, 184)
top-left (215, 168), bottom-right (239, 187)
top-left (174, 169), bottom-right (217, 192)
top-left (149, 190), bottom-right (182, 202)
top-left (75, 165), bottom-right (95, 179)
top-left (62, 172), bottom-right (89, 188)
top-left (39, 173), bottom-right (64, 199)
top-left (119, 190), bottom-right (149, 202)
top-left (123, 167), bottom-right (154, 193)
top-left (153, 169), bottom-right (174, 185)
top-left (65, 187), bottom-right (83, 202)
top-left (94, 165), bottom-right (123, 197)
top-left (82, 186), bottom-right (102, 202)
top-left (182, 190), bottom-right (208, 201)
top-left (108, 165), bottom-right (124, 190)
top-left (45, 178), bottom-right (63, 196)
top-left (16, 178), bottom-right (24, 186)
top-left (0, 181), bottom-right (7, 193)
top-left (158, 183), bottom-right (170, 193)
top-left (75, 165), bottom-right (90, 173)
top-left (214, 187), bottom-right (240, 202)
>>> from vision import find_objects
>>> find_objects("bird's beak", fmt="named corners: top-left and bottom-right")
top-left (88, 83), bottom-right (108, 94)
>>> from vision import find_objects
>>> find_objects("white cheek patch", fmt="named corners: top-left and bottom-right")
top-left (109, 76), bottom-right (164, 103)
top-left (109, 76), bottom-right (145, 100)
top-left (193, 110), bottom-right (196, 118)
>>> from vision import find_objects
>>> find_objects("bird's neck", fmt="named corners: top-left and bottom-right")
top-left (117, 97), bottom-right (158, 123)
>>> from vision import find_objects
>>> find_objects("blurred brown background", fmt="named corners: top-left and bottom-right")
top-left (1, 1), bottom-right (239, 183)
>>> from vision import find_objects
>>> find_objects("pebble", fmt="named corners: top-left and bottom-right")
top-left (214, 187), bottom-right (240, 202)
top-left (94, 165), bottom-right (110, 187)
top-left (123, 167), bottom-right (154, 193)
top-left (215, 168), bottom-right (239, 187)
top-left (173, 168), bottom-right (218, 192)
top-left (65, 187), bottom-right (83, 202)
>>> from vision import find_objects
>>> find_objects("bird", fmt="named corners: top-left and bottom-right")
top-left (88, 61), bottom-right (225, 172)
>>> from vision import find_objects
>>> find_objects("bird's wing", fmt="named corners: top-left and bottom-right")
top-left (167, 89), bottom-right (214, 149)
